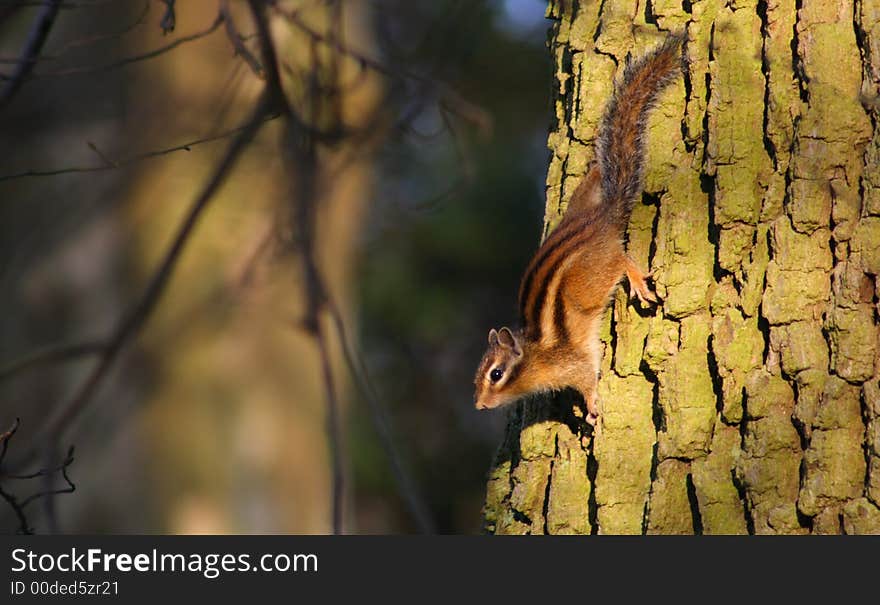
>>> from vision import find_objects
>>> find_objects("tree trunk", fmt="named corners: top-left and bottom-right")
top-left (482, 0), bottom-right (880, 534)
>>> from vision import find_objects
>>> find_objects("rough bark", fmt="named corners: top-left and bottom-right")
top-left (483, 0), bottom-right (880, 534)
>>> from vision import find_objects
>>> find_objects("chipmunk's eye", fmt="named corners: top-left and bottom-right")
top-left (489, 367), bottom-right (504, 383)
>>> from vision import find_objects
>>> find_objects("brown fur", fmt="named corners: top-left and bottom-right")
top-left (474, 35), bottom-right (684, 424)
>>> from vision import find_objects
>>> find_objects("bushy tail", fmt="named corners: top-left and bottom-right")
top-left (596, 34), bottom-right (684, 227)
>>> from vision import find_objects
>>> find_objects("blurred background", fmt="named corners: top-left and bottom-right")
top-left (0, 0), bottom-right (551, 534)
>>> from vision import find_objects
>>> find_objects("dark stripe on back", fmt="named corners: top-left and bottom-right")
top-left (519, 190), bottom-right (615, 339)
top-left (518, 218), bottom-right (583, 320)
top-left (552, 286), bottom-right (569, 345)
top-left (524, 230), bottom-right (589, 339)
top-left (517, 214), bottom-right (596, 325)
top-left (520, 234), bottom-right (580, 334)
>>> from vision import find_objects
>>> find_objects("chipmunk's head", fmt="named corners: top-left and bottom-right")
top-left (474, 327), bottom-right (525, 410)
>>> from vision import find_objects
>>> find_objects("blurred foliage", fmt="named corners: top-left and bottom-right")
top-left (0, 0), bottom-right (552, 535)
top-left (353, 0), bottom-right (551, 532)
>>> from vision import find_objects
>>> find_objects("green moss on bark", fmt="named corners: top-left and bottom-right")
top-left (482, 0), bottom-right (880, 535)
top-left (646, 459), bottom-right (694, 534)
top-left (594, 376), bottom-right (655, 534)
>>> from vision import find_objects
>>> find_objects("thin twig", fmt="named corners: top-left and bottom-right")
top-left (440, 104), bottom-right (476, 180)
top-left (326, 299), bottom-right (435, 533)
top-left (0, 112), bottom-right (280, 182)
top-left (207, 60), bottom-right (247, 136)
top-left (43, 12), bottom-right (221, 76)
top-left (19, 447), bottom-right (75, 507)
top-left (271, 1), bottom-right (492, 134)
top-left (0, 0), bottom-right (62, 107)
top-left (51, 0), bottom-right (151, 55)
top-left (259, 0), bottom-right (440, 533)
top-left (0, 339), bottom-right (106, 383)
top-left (0, 420), bottom-right (75, 534)
top-left (5, 450), bottom-right (73, 479)
top-left (0, 0), bottom-right (152, 64)
top-left (321, 0), bottom-right (346, 535)
top-left (9, 94), bottom-right (273, 471)
top-left (0, 480), bottom-right (32, 533)
top-left (272, 1), bottom-right (395, 79)
top-left (233, 221), bottom-right (277, 290)
top-left (44, 95), bottom-right (269, 444)
top-left (0, 418), bottom-right (20, 465)
top-left (312, 316), bottom-right (345, 534)
top-left (86, 141), bottom-right (118, 167)
top-left (5, 12), bottom-right (223, 80)
top-left (0, 1), bottom-right (103, 7)
top-left (220, 0), bottom-right (262, 77)
top-left (249, 0), bottom-right (346, 534)
top-left (158, 0), bottom-right (174, 34)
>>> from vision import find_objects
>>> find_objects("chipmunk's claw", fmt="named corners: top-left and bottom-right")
top-left (629, 278), bottom-right (659, 305)
top-left (584, 391), bottom-right (599, 427)
top-left (625, 257), bottom-right (660, 306)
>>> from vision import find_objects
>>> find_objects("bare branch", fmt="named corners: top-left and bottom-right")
top-left (0, 0), bottom-right (152, 66)
top-left (0, 420), bottom-right (29, 533)
top-left (158, 0), bottom-right (174, 34)
top-left (0, 420), bottom-right (76, 534)
top-left (86, 140), bottom-right (117, 167)
top-left (0, 339), bottom-right (106, 384)
top-left (271, 2), bottom-right (491, 134)
top-left (45, 97), bottom-right (269, 444)
top-left (246, 0), bottom-right (446, 533)
top-left (0, 0), bottom-right (62, 108)
top-left (251, 0), bottom-right (441, 535)
top-left (18, 447), bottom-right (75, 507)
top-left (0, 418), bottom-right (20, 466)
top-left (6, 95), bottom-right (273, 471)
top-left (0, 112), bottom-right (280, 182)
top-left (0, 480), bottom-right (32, 534)
top-left (52, 0), bottom-right (151, 55)
top-left (272, 1), bottom-right (393, 79)
top-left (0, 1), bottom-right (106, 7)
top-left (2, 12), bottom-right (224, 82)
top-left (311, 313), bottom-right (345, 534)
top-left (326, 299), bottom-right (436, 534)
top-left (249, 0), bottom-right (346, 534)
top-left (233, 221), bottom-right (277, 290)
top-left (221, 0), bottom-right (262, 77)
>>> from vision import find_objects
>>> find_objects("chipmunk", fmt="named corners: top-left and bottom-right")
top-left (473, 34), bottom-right (684, 425)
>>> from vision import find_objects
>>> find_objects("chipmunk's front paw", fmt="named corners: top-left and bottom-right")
top-left (584, 391), bottom-right (599, 426)
top-left (629, 273), bottom-right (658, 305)
top-left (625, 257), bottom-right (660, 306)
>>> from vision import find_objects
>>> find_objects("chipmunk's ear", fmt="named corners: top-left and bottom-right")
top-left (488, 328), bottom-right (499, 345)
top-left (497, 327), bottom-right (522, 357)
